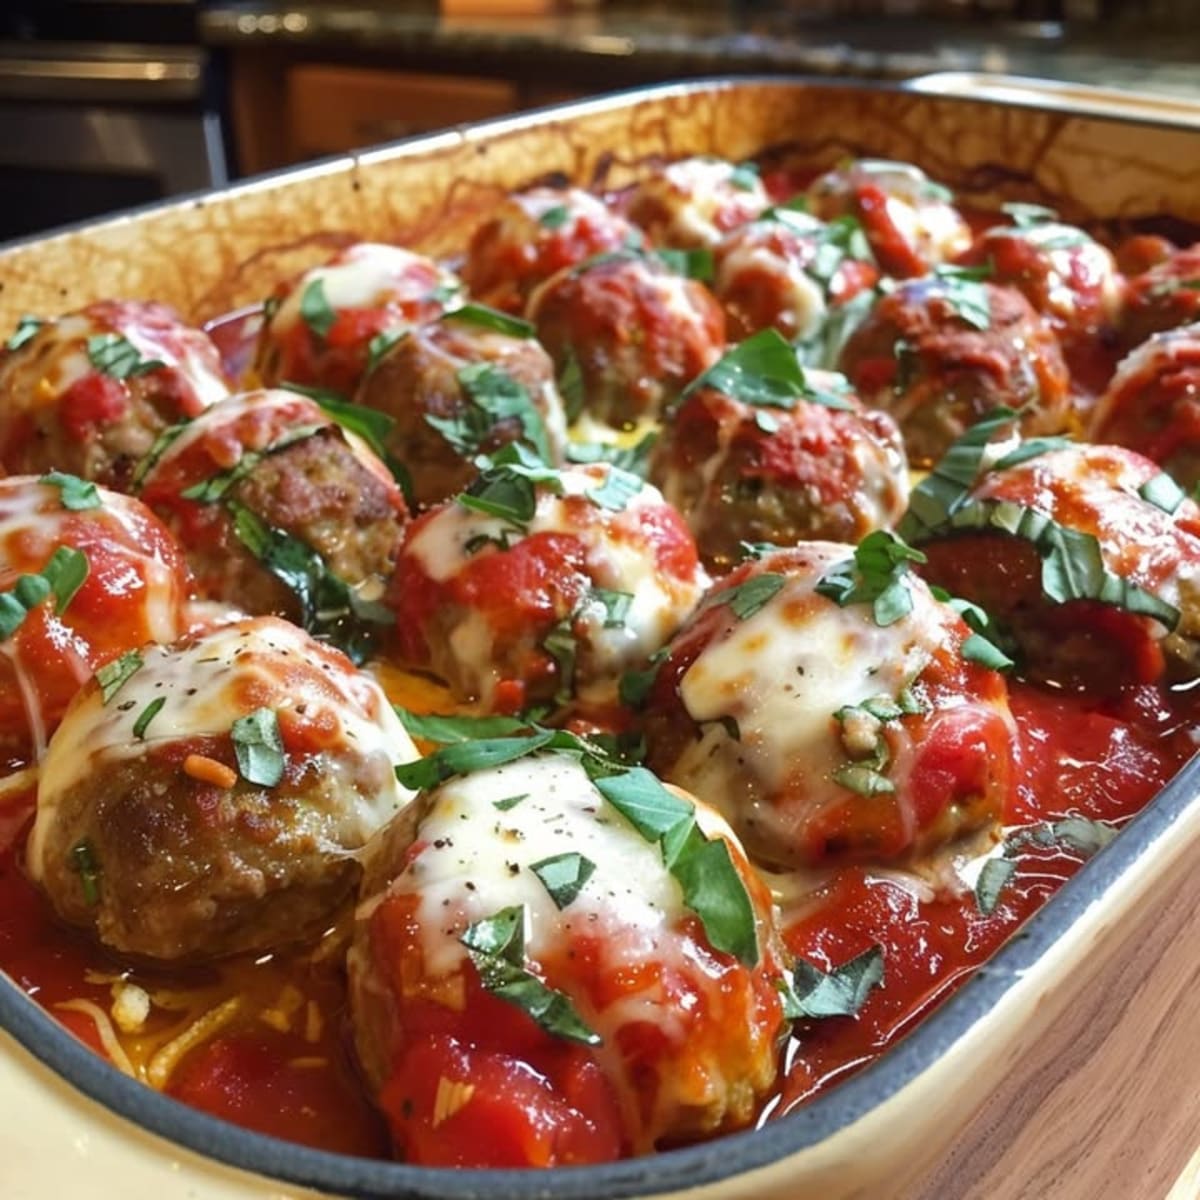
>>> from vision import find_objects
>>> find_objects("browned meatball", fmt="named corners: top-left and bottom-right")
top-left (1120, 243), bottom-right (1200, 352)
top-left (354, 313), bottom-right (568, 509)
top-left (649, 368), bottom-right (908, 573)
top-left (0, 301), bottom-right (229, 491)
top-left (529, 253), bottom-right (725, 429)
top-left (27, 616), bottom-right (419, 961)
top-left (838, 276), bottom-right (1072, 466)
top-left (139, 389), bottom-right (407, 660)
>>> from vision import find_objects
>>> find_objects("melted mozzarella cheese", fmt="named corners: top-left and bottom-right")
top-left (270, 243), bottom-right (456, 335)
top-left (716, 238), bottom-right (826, 338)
top-left (29, 617), bottom-right (418, 879)
top-left (674, 544), bottom-right (947, 823)
top-left (633, 159), bottom-right (768, 249)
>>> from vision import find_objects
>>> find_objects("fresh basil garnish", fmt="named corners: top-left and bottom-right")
top-left (543, 618), bottom-right (578, 706)
top-left (1001, 201), bottom-right (1059, 228)
top-left (181, 424), bottom-right (324, 504)
top-left (974, 856), bottom-right (1016, 916)
top-left (722, 573), bottom-right (786, 621)
top-left (95, 650), bottom-right (143, 704)
top-left (69, 839), bottom-right (102, 907)
top-left (815, 530), bottom-right (926, 627)
top-left (461, 906), bottom-right (601, 1045)
top-left (565, 431), bottom-right (657, 477)
top-left (0, 547), bottom-right (89, 640)
top-left (558, 347), bottom-right (585, 424)
top-left (807, 215), bottom-right (875, 293)
top-left (531, 852), bottom-right (596, 910)
top-left (231, 706), bottom-right (285, 787)
top-left (585, 465), bottom-right (642, 511)
top-left (131, 421), bottom-right (190, 490)
top-left (5, 315), bottom-right (42, 352)
top-left (729, 161), bottom-right (761, 192)
top-left (446, 303), bottom-right (535, 340)
top-left (1139, 472), bottom-right (1186, 516)
top-left (132, 696), bottom-right (165, 740)
top-left (493, 793), bottom-right (528, 811)
top-left (394, 708), bottom-right (534, 745)
top-left (428, 361), bottom-right (552, 464)
top-left (782, 945), bottom-right (884, 1020)
top-left (618, 646), bottom-right (668, 709)
top-left (932, 264), bottom-right (991, 331)
top-left (656, 247), bottom-right (715, 283)
top-left (299, 278), bottom-right (336, 339)
top-left (87, 334), bottom-right (166, 379)
top-left (40, 471), bottom-right (101, 511)
top-left (394, 729), bottom-right (565, 791)
top-left (539, 204), bottom-right (570, 230)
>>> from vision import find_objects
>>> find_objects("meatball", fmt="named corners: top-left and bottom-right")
top-left (529, 253), bottom-right (725, 429)
top-left (1119, 243), bottom-right (1200, 352)
top-left (138, 389), bottom-right (407, 658)
top-left (838, 276), bottom-right (1072, 466)
top-left (28, 615), bottom-right (419, 961)
top-left (625, 156), bottom-right (770, 250)
top-left (254, 243), bottom-right (461, 395)
top-left (0, 475), bottom-right (190, 768)
top-left (1088, 324), bottom-right (1200, 489)
top-left (354, 312), bottom-right (569, 510)
top-left (806, 159), bottom-right (972, 278)
top-left (907, 439), bottom-right (1200, 692)
top-left (957, 214), bottom-right (1123, 392)
top-left (0, 302), bottom-right (229, 491)
top-left (461, 187), bottom-right (641, 315)
top-left (649, 367), bottom-right (908, 573)
top-left (388, 459), bottom-right (709, 712)
top-left (712, 209), bottom-right (879, 342)
top-left (348, 750), bottom-right (790, 1166)
top-left (642, 542), bottom-right (1015, 868)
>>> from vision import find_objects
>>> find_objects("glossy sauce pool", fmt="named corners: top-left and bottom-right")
top-left (0, 673), bottom-right (1194, 1155)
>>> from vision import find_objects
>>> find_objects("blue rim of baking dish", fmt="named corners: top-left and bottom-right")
top-left (3, 75), bottom-right (1200, 1199)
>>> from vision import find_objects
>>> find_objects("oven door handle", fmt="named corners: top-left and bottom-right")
top-left (0, 49), bottom-right (203, 103)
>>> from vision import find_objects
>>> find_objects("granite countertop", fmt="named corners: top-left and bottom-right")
top-left (199, 3), bottom-right (1200, 100)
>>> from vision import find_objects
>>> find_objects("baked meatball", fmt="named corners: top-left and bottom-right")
top-left (1088, 324), bottom-right (1200, 489)
top-left (0, 475), bottom-right (190, 768)
top-left (1119, 243), bottom-right (1200, 352)
top-left (28, 615), bottom-right (419, 961)
top-left (625, 156), bottom-right (770, 250)
top-left (907, 439), bottom-right (1200, 692)
top-left (529, 253), bottom-right (725, 429)
top-left (349, 750), bottom-right (789, 1166)
top-left (254, 243), bottom-right (461, 395)
top-left (838, 276), bottom-right (1072, 466)
top-left (712, 209), bottom-right (879, 342)
top-left (0, 302), bottom-right (229, 491)
top-left (354, 312), bottom-right (569, 510)
top-left (461, 186), bottom-right (641, 315)
top-left (388, 460), bottom-right (709, 712)
top-left (649, 368), bottom-right (908, 573)
top-left (806, 159), bottom-right (972, 278)
top-left (643, 542), bottom-right (1014, 868)
top-left (138, 389), bottom-right (407, 658)
top-left (957, 214), bottom-right (1123, 392)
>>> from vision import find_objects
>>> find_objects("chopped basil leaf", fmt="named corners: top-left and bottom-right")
top-left (728, 161), bottom-right (761, 191)
top-left (807, 216), bottom-right (875, 293)
top-left (754, 410), bottom-right (780, 434)
top-left (960, 632), bottom-right (1014, 671)
top-left (5, 315), bottom-right (42, 352)
top-left (394, 729), bottom-right (564, 791)
top-left (832, 762), bottom-right (895, 796)
top-left (493, 793), bottom-right (528, 811)
top-left (815, 530), bottom-right (926, 627)
top-left (86, 334), bottom-right (166, 379)
top-left (974, 856), bottom-right (1016, 916)
top-left (299, 277), bottom-right (336, 339)
top-left (96, 650), bottom-right (143, 704)
top-left (0, 546), bottom-right (90, 639)
top-left (543, 618), bottom-right (578, 706)
top-left (1139, 472), bottom-right (1186, 516)
top-left (558, 346), bottom-right (585, 424)
top-left (69, 839), bottom-right (102, 907)
top-left (1005, 815), bottom-right (1118, 860)
top-left (991, 436), bottom-right (1072, 471)
top-left (431, 361), bottom-right (552, 464)
top-left (738, 541), bottom-right (782, 562)
top-left (457, 443), bottom-right (562, 525)
top-left (132, 696), bottom-right (165, 740)
top-left (366, 330), bottom-right (405, 375)
top-left (530, 852), bottom-right (596, 910)
top-left (795, 285), bottom-right (878, 371)
top-left (585, 465), bottom-right (642, 512)
top-left (231, 707), bottom-right (285, 787)
top-left (447, 303), bottom-right (535, 339)
top-left (932, 264), bottom-right (991, 331)
top-left (785, 946), bottom-right (884, 1020)
top-left (1002, 201), bottom-right (1059, 228)
top-left (684, 329), bottom-right (852, 411)
top-left (618, 647), bottom-right (668, 709)
top-left (593, 766), bottom-right (759, 965)
top-left (565, 431), bottom-right (657, 477)
top-left (229, 502), bottom-right (393, 665)
top-left (40, 471), bottom-right (100, 511)
top-left (539, 204), bottom-right (570, 229)
top-left (461, 906), bottom-right (601, 1045)
top-left (656, 247), bottom-right (715, 283)
top-left (724, 573), bottom-right (786, 621)
top-left (180, 424), bottom-right (324, 504)
top-left (131, 422), bottom-right (189, 490)
top-left (588, 587), bottom-right (633, 628)
top-left (394, 708), bottom-right (533, 745)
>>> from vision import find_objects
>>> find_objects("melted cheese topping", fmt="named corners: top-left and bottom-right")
top-left (630, 158), bottom-right (769, 249)
top-left (715, 237), bottom-right (826, 339)
top-left (405, 465), bottom-right (708, 702)
top-left (270, 243), bottom-right (456, 336)
top-left (28, 616), bottom-right (418, 879)
top-left (674, 543), bottom-right (947, 832)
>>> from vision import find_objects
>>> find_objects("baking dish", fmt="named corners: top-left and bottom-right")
top-left (3, 76), bottom-right (1200, 1200)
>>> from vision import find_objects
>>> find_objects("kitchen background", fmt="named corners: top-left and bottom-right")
top-left (1, 0), bottom-right (1197, 244)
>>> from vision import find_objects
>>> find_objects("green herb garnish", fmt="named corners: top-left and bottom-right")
top-left (40, 471), bottom-right (101, 511)
top-left (0, 547), bottom-right (89, 640)
top-left (782, 946), bottom-right (884, 1020)
top-left (531, 852), bottom-right (596, 910)
top-left (95, 650), bottom-right (143, 704)
top-left (5, 315), bottom-right (42, 352)
top-left (299, 278), bottom-right (336, 339)
top-left (69, 839), bottom-right (102, 907)
top-left (86, 334), bottom-right (165, 379)
top-left (231, 707), bottom-right (285, 787)
top-left (132, 696), bottom-right (165, 740)
top-left (815, 530), bottom-right (926, 627)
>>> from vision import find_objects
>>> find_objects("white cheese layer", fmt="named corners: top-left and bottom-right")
top-left (715, 237), bottom-right (826, 339)
top-left (28, 616), bottom-right (418, 879)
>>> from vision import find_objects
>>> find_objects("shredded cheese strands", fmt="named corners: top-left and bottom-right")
top-left (145, 996), bottom-right (243, 1090)
top-left (55, 999), bottom-right (137, 1078)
